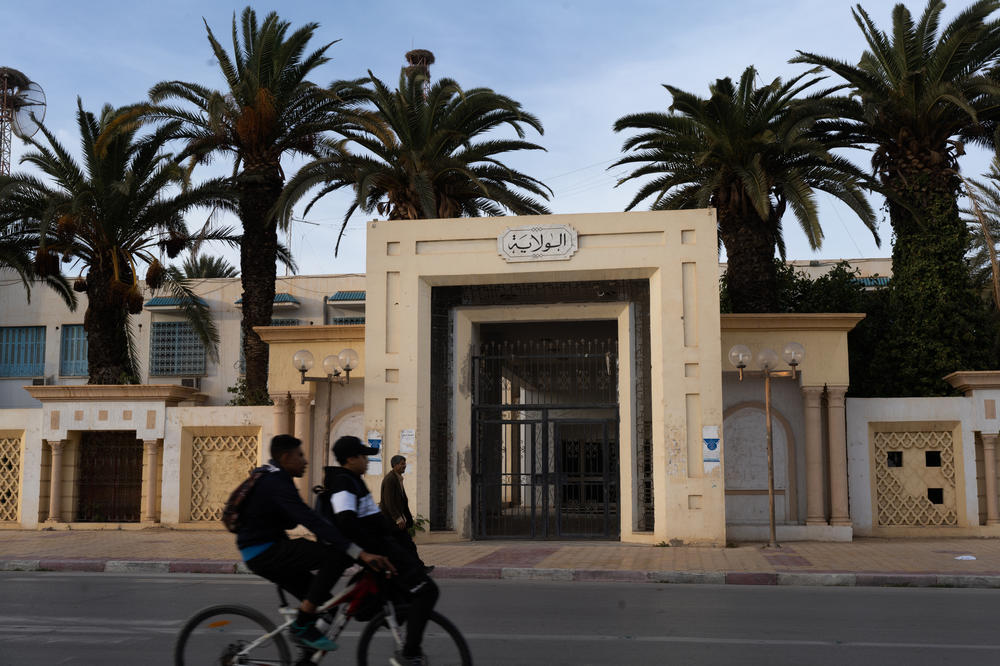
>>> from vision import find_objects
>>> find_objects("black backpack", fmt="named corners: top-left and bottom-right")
top-left (312, 483), bottom-right (336, 524)
top-left (221, 466), bottom-right (269, 533)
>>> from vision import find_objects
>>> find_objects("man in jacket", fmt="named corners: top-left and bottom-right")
top-left (237, 434), bottom-right (394, 652)
top-left (380, 455), bottom-right (426, 563)
top-left (324, 436), bottom-right (438, 666)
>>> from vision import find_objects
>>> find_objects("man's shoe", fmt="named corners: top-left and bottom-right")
top-left (390, 649), bottom-right (428, 666)
top-left (290, 620), bottom-right (338, 652)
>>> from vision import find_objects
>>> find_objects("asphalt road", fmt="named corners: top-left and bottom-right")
top-left (2, 572), bottom-right (1000, 665)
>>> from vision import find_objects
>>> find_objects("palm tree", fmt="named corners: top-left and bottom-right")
top-left (612, 66), bottom-right (878, 313)
top-left (148, 7), bottom-right (342, 403)
top-left (169, 253), bottom-right (239, 280)
top-left (794, 0), bottom-right (1000, 395)
top-left (280, 66), bottom-right (551, 253)
top-left (0, 100), bottom-right (231, 383)
top-left (0, 214), bottom-right (75, 307)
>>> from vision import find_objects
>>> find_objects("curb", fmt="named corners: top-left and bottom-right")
top-left (3, 558), bottom-right (1000, 589)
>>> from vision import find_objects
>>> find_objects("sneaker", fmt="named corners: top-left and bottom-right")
top-left (391, 650), bottom-right (428, 666)
top-left (290, 619), bottom-right (338, 652)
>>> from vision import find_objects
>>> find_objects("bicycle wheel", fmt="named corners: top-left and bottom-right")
top-left (357, 609), bottom-right (472, 665)
top-left (174, 604), bottom-right (293, 666)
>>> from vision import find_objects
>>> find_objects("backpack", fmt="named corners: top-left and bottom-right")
top-left (221, 466), bottom-right (269, 533)
top-left (312, 483), bottom-right (335, 524)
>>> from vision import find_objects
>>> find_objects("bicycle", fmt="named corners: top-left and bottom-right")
top-left (173, 567), bottom-right (472, 665)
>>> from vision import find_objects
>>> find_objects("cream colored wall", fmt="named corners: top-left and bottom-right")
top-left (0, 409), bottom-right (43, 527)
top-left (260, 325), bottom-right (367, 395)
top-left (365, 209), bottom-right (725, 545)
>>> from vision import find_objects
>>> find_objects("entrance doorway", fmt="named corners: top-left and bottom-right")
top-left (472, 323), bottom-right (620, 539)
top-left (76, 431), bottom-right (143, 522)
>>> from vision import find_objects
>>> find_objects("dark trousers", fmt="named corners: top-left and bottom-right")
top-left (246, 538), bottom-right (353, 607)
top-left (377, 534), bottom-right (437, 657)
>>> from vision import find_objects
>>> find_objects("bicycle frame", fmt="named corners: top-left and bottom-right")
top-left (232, 569), bottom-right (403, 664)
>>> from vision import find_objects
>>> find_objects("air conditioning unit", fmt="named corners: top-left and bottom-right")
top-left (181, 377), bottom-right (202, 390)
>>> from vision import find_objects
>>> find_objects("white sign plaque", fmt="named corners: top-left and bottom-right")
top-left (498, 224), bottom-right (578, 262)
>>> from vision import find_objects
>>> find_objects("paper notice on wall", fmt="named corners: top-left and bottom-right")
top-left (368, 456), bottom-right (383, 476)
top-left (400, 428), bottom-right (416, 454)
top-left (702, 425), bottom-right (720, 473)
top-left (367, 430), bottom-right (382, 452)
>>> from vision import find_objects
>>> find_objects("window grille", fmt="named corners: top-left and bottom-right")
top-left (0, 326), bottom-right (45, 377)
top-left (329, 316), bottom-right (366, 325)
top-left (59, 325), bottom-right (88, 376)
top-left (150, 321), bottom-right (206, 376)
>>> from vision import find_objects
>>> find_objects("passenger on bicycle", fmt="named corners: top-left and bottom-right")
top-left (321, 436), bottom-right (439, 666)
top-left (237, 434), bottom-right (395, 652)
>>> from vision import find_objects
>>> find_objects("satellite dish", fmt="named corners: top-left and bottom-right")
top-left (11, 80), bottom-right (46, 139)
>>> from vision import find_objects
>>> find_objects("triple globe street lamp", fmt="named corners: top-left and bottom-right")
top-left (292, 348), bottom-right (359, 464)
top-left (728, 341), bottom-right (805, 549)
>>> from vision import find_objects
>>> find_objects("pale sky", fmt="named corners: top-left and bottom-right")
top-left (4, 0), bottom-right (990, 276)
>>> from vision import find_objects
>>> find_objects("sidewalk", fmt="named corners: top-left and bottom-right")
top-left (3, 528), bottom-right (1000, 588)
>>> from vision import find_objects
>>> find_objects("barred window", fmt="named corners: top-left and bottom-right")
top-left (150, 321), bottom-right (206, 376)
top-left (59, 325), bottom-right (88, 376)
top-left (239, 319), bottom-right (300, 374)
top-left (0, 326), bottom-right (46, 377)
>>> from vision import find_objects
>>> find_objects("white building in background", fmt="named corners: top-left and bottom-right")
top-left (0, 271), bottom-right (366, 408)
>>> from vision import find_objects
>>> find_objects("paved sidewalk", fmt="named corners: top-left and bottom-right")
top-left (3, 528), bottom-right (1000, 588)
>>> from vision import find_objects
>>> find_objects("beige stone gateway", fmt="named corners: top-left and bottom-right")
top-left (363, 209), bottom-right (725, 545)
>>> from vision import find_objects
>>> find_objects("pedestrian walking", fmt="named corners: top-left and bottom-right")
top-left (380, 455), bottom-right (430, 569)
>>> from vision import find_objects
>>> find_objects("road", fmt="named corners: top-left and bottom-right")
top-left (1, 572), bottom-right (999, 665)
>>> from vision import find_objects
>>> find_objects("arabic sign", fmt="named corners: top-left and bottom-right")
top-left (498, 224), bottom-right (578, 262)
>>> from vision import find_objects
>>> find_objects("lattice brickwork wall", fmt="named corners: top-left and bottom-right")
top-left (189, 434), bottom-right (259, 522)
top-left (0, 436), bottom-right (21, 522)
top-left (874, 430), bottom-right (958, 526)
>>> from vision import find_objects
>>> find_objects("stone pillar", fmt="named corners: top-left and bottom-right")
top-left (142, 439), bottom-right (160, 523)
top-left (982, 433), bottom-right (1000, 525)
top-left (45, 439), bottom-right (67, 523)
top-left (802, 386), bottom-right (826, 525)
top-left (292, 394), bottom-right (313, 499)
top-left (827, 386), bottom-right (851, 526)
top-left (271, 393), bottom-right (291, 437)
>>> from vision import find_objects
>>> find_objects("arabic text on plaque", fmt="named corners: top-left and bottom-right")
top-left (497, 224), bottom-right (578, 262)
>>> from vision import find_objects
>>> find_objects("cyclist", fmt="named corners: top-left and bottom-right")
top-left (236, 434), bottom-right (395, 652)
top-left (321, 436), bottom-right (438, 666)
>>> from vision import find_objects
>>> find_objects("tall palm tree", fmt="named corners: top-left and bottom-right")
top-left (280, 67), bottom-right (551, 252)
top-left (612, 66), bottom-right (878, 313)
top-left (794, 0), bottom-right (1000, 395)
top-left (148, 7), bottom-right (342, 402)
top-left (0, 100), bottom-right (231, 383)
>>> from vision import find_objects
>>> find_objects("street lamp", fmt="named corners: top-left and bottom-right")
top-left (728, 341), bottom-right (804, 549)
top-left (292, 348), bottom-right (359, 466)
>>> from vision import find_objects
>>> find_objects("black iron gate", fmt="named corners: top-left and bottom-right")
top-left (472, 338), bottom-right (619, 539)
top-left (76, 431), bottom-right (143, 522)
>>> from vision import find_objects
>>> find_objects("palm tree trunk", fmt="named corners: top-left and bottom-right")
top-left (238, 176), bottom-right (282, 403)
top-left (718, 209), bottom-right (779, 313)
top-left (84, 268), bottom-right (134, 384)
top-left (876, 160), bottom-right (993, 395)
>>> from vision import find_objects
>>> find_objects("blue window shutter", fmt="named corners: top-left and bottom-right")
top-left (0, 326), bottom-right (46, 377)
top-left (59, 325), bottom-right (88, 376)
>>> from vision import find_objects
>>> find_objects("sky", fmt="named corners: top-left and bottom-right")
top-left (4, 0), bottom-right (993, 276)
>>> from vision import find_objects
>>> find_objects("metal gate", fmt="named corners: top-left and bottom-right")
top-left (76, 431), bottom-right (143, 522)
top-left (472, 338), bottom-right (619, 539)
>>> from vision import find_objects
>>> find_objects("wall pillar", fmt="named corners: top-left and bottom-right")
top-left (827, 386), bottom-right (851, 526)
top-left (271, 393), bottom-right (291, 437)
top-left (292, 394), bottom-right (312, 499)
top-left (45, 439), bottom-right (67, 523)
top-left (142, 439), bottom-right (160, 523)
top-left (802, 386), bottom-right (826, 525)
top-left (982, 433), bottom-right (1000, 525)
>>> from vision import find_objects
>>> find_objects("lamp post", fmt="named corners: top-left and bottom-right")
top-left (728, 341), bottom-right (804, 549)
top-left (292, 348), bottom-right (359, 466)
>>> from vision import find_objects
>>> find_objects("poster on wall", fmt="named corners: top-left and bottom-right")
top-left (702, 425), bottom-right (720, 473)
top-left (366, 430), bottom-right (383, 476)
top-left (367, 430), bottom-right (382, 452)
top-left (400, 429), bottom-right (416, 454)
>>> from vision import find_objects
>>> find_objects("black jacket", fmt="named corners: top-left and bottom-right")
top-left (236, 463), bottom-right (362, 559)
top-left (323, 466), bottom-right (390, 552)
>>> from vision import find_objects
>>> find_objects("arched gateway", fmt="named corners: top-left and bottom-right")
top-left (364, 210), bottom-right (725, 545)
